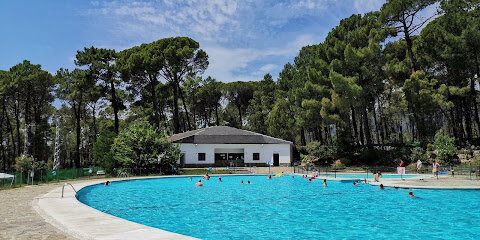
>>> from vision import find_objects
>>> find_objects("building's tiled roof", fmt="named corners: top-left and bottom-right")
top-left (168, 126), bottom-right (292, 144)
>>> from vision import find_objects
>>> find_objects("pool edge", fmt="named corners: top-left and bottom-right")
top-left (32, 176), bottom-right (201, 240)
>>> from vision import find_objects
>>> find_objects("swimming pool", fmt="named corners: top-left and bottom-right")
top-left (318, 174), bottom-right (420, 179)
top-left (78, 175), bottom-right (480, 239)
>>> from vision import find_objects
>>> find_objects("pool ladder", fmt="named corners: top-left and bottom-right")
top-left (61, 183), bottom-right (78, 198)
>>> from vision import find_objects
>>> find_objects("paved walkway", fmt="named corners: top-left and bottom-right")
top-left (0, 183), bottom-right (75, 240)
top-left (370, 175), bottom-right (480, 189)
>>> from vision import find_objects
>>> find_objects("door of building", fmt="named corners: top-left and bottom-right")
top-left (180, 153), bottom-right (185, 167)
top-left (273, 153), bottom-right (279, 166)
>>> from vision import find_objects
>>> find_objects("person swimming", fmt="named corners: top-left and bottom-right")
top-left (363, 179), bottom-right (367, 184)
top-left (407, 191), bottom-right (420, 198)
top-left (247, 181), bottom-right (251, 184)
top-left (308, 179), bottom-right (312, 183)
top-left (195, 180), bottom-right (204, 187)
top-left (218, 176), bottom-right (222, 182)
top-left (267, 175), bottom-right (272, 180)
top-left (190, 177), bottom-right (193, 181)
top-left (105, 181), bottom-right (110, 186)
top-left (380, 184), bottom-right (385, 189)
top-left (353, 182), bottom-right (357, 186)
top-left (241, 180), bottom-right (244, 184)
top-left (204, 173), bottom-right (210, 180)
top-left (323, 179), bottom-right (327, 187)
top-left (394, 186), bottom-right (399, 190)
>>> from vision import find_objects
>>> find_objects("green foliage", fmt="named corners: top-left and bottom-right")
top-left (93, 130), bottom-right (117, 173)
top-left (15, 154), bottom-right (34, 171)
top-left (433, 131), bottom-right (459, 164)
top-left (410, 147), bottom-right (428, 163)
top-left (306, 141), bottom-right (337, 161)
top-left (111, 121), bottom-right (180, 174)
top-left (266, 99), bottom-right (295, 142)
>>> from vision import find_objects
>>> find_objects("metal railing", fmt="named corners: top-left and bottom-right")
top-left (61, 183), bottom-right (78, 198)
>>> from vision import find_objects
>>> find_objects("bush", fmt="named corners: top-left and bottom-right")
top-left (410, 147), bottom-right (427, 163)
top-left (433, 132), bottom-right (459, 164)
top-left (306, 141), bottom-right (337, 161)
top-left (15, 154), bottom-right (34, 171)
top-left (93, 130), bottom-right (117, 173)
top-left (111, 121), bottom-right (180, 174)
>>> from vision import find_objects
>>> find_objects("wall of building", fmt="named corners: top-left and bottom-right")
top-left (177, 143), bottom-right (291, 167)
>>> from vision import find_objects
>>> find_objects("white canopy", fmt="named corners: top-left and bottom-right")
top-left (0, 173), bottom-right (15, 179)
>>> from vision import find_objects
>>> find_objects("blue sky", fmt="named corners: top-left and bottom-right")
top-left (0, 0), bottom-right (388, 82)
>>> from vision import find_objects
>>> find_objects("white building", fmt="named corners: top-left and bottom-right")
top-left (169, 126), bottom-right (293, 167)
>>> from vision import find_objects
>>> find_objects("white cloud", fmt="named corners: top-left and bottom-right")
top-left (88, 0), bottom-right (240, 41)
top-left (203, 34), bottom-right (323, 82)
top-left (260, 64), bottom-right (278, 72)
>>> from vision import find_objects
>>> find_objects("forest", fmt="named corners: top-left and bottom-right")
top-left (0, 0), bottom-right (479, 172)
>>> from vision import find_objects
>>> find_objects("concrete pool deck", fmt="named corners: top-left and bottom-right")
top-left (2, 173), bottom-right (480, 240)
top-left (32, 176), bottom-right (199, 240)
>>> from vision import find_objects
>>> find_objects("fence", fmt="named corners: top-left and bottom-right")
top-left (293, 164), bottom-right (480, 180)
top-left (0, 167), bottom-right (104, 189)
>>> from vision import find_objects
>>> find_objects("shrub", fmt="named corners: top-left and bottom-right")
top-left (15, 154), bottom-right (34, 171)
top-left (93, 130), bottom-right (117, 173)
top-left (306, 141), bottom-right (337, 161)
top-left (111, 121), bottom-right (180, 174)
top-left (433, 132), bottom-right (459, 164)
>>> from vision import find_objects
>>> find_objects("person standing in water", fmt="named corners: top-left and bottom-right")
top-left (195, 180), bottom-right (204, 187)
top-left (323, 179), bottom-right (327, 187)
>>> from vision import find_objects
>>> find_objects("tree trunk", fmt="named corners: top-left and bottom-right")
top-left (372, 106), bottom-right (381, 145)
top-left (300, 127), bottom-right (306, 146)
top-left (474, 53), bottom-right (480, 136)
top-left (75, 103), bottom-right (82, 168)
top-left (351, 106), bottom-right (358, 145)
top-left (361, 98), bottom-right (373, 146)
top-left (14, 92), bottom-right (21, 155)
top-left (237, 104), bottom-right (243, 127)
top-left (172, 79), bottom-right (180, 133)
top-left (149, 75), bottom-right (160, 129)
top-left (402, 17), bottom-right (417, 73)
top-left (109, 78), bottom-right (119, 134)
top-left (215, 104), bottom-right (220, 126)
top-left (178, 83), bottom-right (192, 131)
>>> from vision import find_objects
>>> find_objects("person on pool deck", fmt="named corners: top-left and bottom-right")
top-left (416, 159), bottom-right (422, 172)
top-left (380, 184), bottom-right (385, 189)
top-left (105, 181), bottom-right (110, 186)
top-left (323, 179), bottom-right (327, 187)
top-left (195, 179), bottom-right (204, 187)
top-left (373, 172), bottom-right (379, 182)
top-left (267, 175), bottom-right (272, 180)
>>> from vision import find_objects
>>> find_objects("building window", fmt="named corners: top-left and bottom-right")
top-left (253, 153), bottom-right (260, 160)
top-left (198, 153), bottom-right (206, 161)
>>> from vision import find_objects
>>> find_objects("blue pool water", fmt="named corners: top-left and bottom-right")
top-left (78, 175), bottom-right (480, 239)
